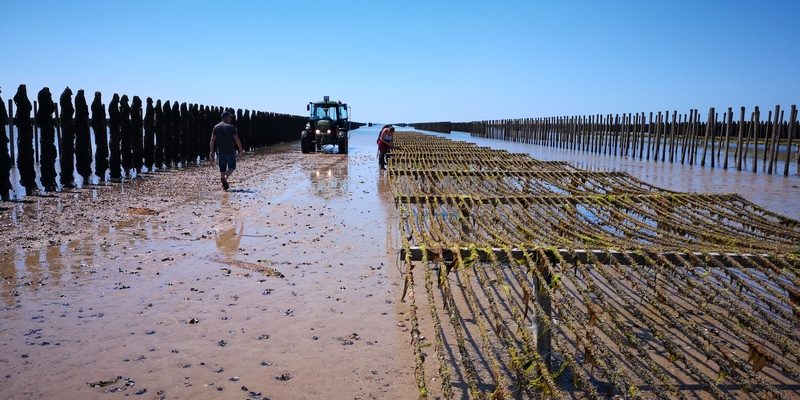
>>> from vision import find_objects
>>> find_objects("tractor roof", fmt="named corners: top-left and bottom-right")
top-left (312, 100), bottom-right (344, 107)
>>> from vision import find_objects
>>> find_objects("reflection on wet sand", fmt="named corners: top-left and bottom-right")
top-left (214, 193), bottom-right (244, 260)
top-left (45, 244), bottom-right (63, 285)
top-left (307, 155), bottom-right (349, 198)
top-left (215, 224), bottom-right (244, 259)
top-left (0, 249), bottom-right (19, 307)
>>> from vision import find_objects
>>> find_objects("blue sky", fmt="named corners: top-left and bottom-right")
top-left (1, 0), bottom-right (798, 123)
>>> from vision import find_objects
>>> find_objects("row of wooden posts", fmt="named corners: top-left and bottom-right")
top-left (414, 105), bottom-right (799, 176)
top-left (1, 84), bottom-right (307, 199)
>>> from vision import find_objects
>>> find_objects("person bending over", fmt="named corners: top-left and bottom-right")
top-left (377, 125), bottom-right (394, 170)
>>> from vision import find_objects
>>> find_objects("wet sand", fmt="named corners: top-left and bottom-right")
top-left (3, 127), bottom-right (798, 399)
top-left (1, 130), bottom-right (416, 399)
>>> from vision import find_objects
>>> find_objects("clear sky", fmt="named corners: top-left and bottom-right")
top-left (1, 0), bottom-right (798, 123)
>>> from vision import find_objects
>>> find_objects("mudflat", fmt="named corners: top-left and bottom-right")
top-left (0, 133), bottom-right (416, 399)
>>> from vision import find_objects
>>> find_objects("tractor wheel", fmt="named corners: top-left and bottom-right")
top-left (338, 136), bottom-right (348, 154)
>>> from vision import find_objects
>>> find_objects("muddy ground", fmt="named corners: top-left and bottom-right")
top-left (0, 130), bottom-right (417, 399)
top-left (3, 127), bottom-right (798, 400)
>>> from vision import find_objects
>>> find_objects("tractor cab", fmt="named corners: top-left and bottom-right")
top-left (301, 96), bottom-right (349, 154)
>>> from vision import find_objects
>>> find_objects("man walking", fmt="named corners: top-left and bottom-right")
top-left (209, 110), bottom-right (243, 190)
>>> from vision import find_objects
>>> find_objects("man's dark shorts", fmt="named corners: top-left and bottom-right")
top-left (218, 153), bottom-right (236, 172)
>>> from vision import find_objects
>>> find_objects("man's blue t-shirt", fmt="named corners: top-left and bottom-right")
top-left (213, 122), bottom-right (238, 155)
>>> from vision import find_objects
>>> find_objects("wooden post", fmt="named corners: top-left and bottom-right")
top-left (625, 113), bottom-right (632, 157)
top-left (752, 106), bottom-right (760, 173)
top-left (614, 114), bottom-right (620, 156)
top-left (652, 112), bottom-right (661, 161)
top-left (773, 110), bottom-right (784, 173)
top-left (711, 111), bottom-right (717, 168)
top-left (646, 111), bottom-right (653, 161)
top-left (620, 113), bottom-right (627, 157)
top-left (767, 105), bottom-right (781, 174)
top-left (743, 111), bottom-right (754, 170)
top-left (694, 109), bottom-right (703, 165)
top-left (669, 111), bottom-right (677, 163)
top-left (34, 100), bottom-right (39, 164)
top-left (8, 99), bottom-right (14, 161)
top-left (632, 113), bottom-right (639, 159)
top-left (597, 115), bottom-right (603, 154)
top-left (605, 114), bottom-right (611, 155)
top-left (736, 107), bottom-right (746, 171)
top-left (662, 111), bottom-right (670, 162)
top-left (574, 116), bottom-right (580, 150)
top-left (687, 109), bottom-right (696, 164)
top-left (54, 103), bottom-right (61, 160)
top-left (784, 105), bottom-right (797, 176)
top-left (639, 111), bottom-right (645, 160)
top-left (680, 110), bottom-right (690, 164)
top-left (723, 107), bottom-right (733, 169)
top-left (700, 107), bottom-right (713, 167)
top-left (535, 268), bottom-right (553, 370)
top-left (593, 115), bottom-right (598, 153)
top-left (762, 109), bottom-right (773, 171)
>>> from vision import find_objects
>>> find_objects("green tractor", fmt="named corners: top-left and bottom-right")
top-left (300, 96), bottom-right (350, 154)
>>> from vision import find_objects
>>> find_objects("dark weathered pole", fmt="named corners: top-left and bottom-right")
top-left (736, 107), bottom-right (746, 171)
top-left (54, 103), bottom-right (61, 159)
top-left (743, 112), bottom-right (754, 170)
top-left (784, 105), bottom-right (797, 176)
top-left (144, 97), bottom-right (155, 172)
top-left (59, 88), bottom-right (75, 187)
top-left (90, 92), bottom-right (108, 181)
top-left (162, 101), bottom-right (174, 167)
top-left (711, 111), bottom-right (718, 168)
top-left (664, 111), bottom-right (670, 161)
top-left (34, 100), bottom-right (39, 164)
top-left (131, 96), bottom-right (144, 174)
top-left (681, 110), bottom-right (691, 164)
top-left (13, 84), bottom-right (36, 195)
top-left (624, 113), bottom-right (632, 157)
top-left (74, 89), bottom-right (92, 184)
top-left (170, 101), bottom-right (180, 167)
top-left (690, 109), bottom-right (700, 165)
top-left (631, 113), bottom-right (639, 158)
top-left (668, 111), bottom-right (677, 163)
top-left (722, 107), bottom-right (732, 169)
top-left (154, 99), bottom-right (164, 169)
top-left (653, 111), bottom-right (662, 162)
top-left (0, 93), bottom-right (10, 201)
top-left (608, 114), bottom-right (613, 155)
top-left (772, 110), bottom-right (789, 174)
top-left (535, 270), bottom-right (553, 371)
top-left (700, 107), bottom-right (713, 167)
top-left (767, 105), bottom-right (781, 174)
top-left (7, 99), bottom-right (13, 161)
top-left (181, 102), bottom-right (193, 165)
top-left (646, 112), bottom-right (653, 160)
top-left (752, 106), bottom-right (760, 173)
top-left (762, 109), bottom-right (773, 171)
top-left (108, 94), bottom-right (122, 180)
top-left (639, 112), bottom-right (646, 160)
top-left (119, 95), bottom-right (132, 177)
top-left (37, 88), bottom-right (57, 192)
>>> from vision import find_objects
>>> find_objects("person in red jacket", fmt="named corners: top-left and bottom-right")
top-left (377, 125), bottom-right (394, 170)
